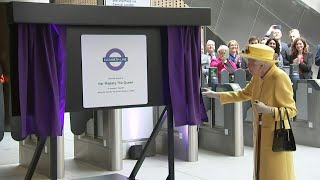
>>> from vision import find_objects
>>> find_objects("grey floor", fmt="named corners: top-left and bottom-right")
top-left (0, 117), bottom-right (320, 180)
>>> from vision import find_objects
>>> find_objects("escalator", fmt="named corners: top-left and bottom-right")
top-left (299, 0), bottom-right (320, 13)
top-left (186, 0), bottom-right (320, 55)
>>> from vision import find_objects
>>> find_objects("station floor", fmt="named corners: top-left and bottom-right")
top-left (0, 117), bottom-right (319, 180)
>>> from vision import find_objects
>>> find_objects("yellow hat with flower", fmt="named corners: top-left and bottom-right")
top-left (240, 44), bottom-right (277, 63)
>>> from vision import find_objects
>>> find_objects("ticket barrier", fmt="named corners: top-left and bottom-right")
top-left (199, 82), bottom-right (244, 156)
top-left (243, 108), bottom-right (254, 146)
top-left (121, 107), bottom-right (155, 159)
top-left (155, 106), bottom-right (198, 162)
top-left (291, 79), bottom-right (320, 147)
top-left (71, 109), bottom-right (122, 171)
top-left (19, 135), bottom-right (65, 178)
top-left (72, 107), bottom-right (156, 170)
top-left (199, 69), bottom-right (246, 156)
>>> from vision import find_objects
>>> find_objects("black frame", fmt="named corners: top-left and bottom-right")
top-left (0, 2), bottom-right (211, 180)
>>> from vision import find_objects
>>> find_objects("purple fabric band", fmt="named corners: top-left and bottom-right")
top-left (167, 26), bottom-right (208, 126)
top-left (18, 24), bottom-right (66, 137)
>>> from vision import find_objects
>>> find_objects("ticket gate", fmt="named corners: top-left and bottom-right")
top-left (72, 107), bottom-right (156, 170)
top-left (19, 136), bottom-right (65, 178)
top-left (199, 83), bottom-right (244, 156)
top-left (292, 79), bottom-right (320, 147)
top-left (243, 108), bottom-right (254, 146)
top-left (72, 109), bottom-right (123, 171)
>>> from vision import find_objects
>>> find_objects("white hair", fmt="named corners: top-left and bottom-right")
top-left (289, 29), bottom-right (300, 35)
top-left (217, 45), bottom-right (229, 54)
top-left (206, 40), bottom-right (215, 45)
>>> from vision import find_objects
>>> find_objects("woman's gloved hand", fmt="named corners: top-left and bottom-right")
top-left (202, 88), bottom-right (220, 99)
top-left (253, 100), bottom-right (275, 115)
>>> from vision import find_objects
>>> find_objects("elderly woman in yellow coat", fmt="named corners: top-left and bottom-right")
top-left (203, 44), bottom-right (297, 180)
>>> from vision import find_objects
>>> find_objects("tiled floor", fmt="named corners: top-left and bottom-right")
top-left (0, 116), bottom-right (320, 180)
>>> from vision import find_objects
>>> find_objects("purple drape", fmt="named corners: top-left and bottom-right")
top-left (167, 26), bottom-right (208, 126)
top-left (18, 24), bottom-right (66, 137)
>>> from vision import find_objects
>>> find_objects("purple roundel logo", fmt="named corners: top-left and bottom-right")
top-left (103, 48), bottom-right (128, 71)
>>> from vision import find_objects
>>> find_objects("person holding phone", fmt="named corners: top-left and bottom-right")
top-left (210, 45), bottom-right (237, 82)
top-left (264, 25), bottom-right (289, 64)
top-left (204, 44), bottom-right (297, 180)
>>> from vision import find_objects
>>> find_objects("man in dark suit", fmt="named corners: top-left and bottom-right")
top-left (201, 40), bottom-right (216, 84)
top-left (283, 29), bottom-right (301, 65)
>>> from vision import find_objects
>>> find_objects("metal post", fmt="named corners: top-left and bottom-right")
top-left (234, 102), bottom-right (244, 156)
top-left (129, 106), bottom-right (167, 180)
top-left (50, 137), bottom-right (57, 180)
top-left (187, 125), bottom-right (198, 162)
top-left (167, 105), bottom-right (174, 180)
top-left (93, 111), bottom-right (98, 139)
top-left (25, 137), bottom-right (47, 180)
top-left (56, 135), bottom-right (65, 178)
top-left (108, 109), bottom-right (122, 171)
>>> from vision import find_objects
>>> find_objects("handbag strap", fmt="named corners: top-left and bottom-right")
top-left (275, 108), bottom-right (285, 130)
top-left (280, 108), bottom-right (285, 129)
top-left (284, 107), bottom-right (293, 129)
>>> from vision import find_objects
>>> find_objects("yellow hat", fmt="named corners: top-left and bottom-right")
top-left (240, 44), bottom-right (276, 63)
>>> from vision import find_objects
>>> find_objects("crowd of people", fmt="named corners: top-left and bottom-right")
top-left (201, 25), bottom-right (320, 82)
top-left (201, 26), bottom-right (311, 180)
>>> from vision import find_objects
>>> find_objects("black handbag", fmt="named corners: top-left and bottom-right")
top-left (272, 108), bottom-right (296, 152)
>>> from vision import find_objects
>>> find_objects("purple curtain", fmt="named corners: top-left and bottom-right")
top-left (167, 26), bottom-right (207, 126)
top-left (18, 24), bottom-right (66, 137)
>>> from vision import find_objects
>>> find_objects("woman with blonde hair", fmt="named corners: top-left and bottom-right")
top-left (227, 40), bottom-right (241, 68)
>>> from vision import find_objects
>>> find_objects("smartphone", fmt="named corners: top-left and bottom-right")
top-left (274, 25), bottom-right (281, 30)
top-left (223, 48), bottom-right (229, 59)
top-left (223, 52), bottom-right (229, 59)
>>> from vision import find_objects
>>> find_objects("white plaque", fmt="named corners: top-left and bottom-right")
top-left (81, 35), bottom-right (148, 108)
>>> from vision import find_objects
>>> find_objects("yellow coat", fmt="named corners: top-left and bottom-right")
top-left (220, 65), bottom-right (298, 180)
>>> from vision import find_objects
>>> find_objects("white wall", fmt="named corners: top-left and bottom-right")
top-left (300, 0), bottom-right (320, 13)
